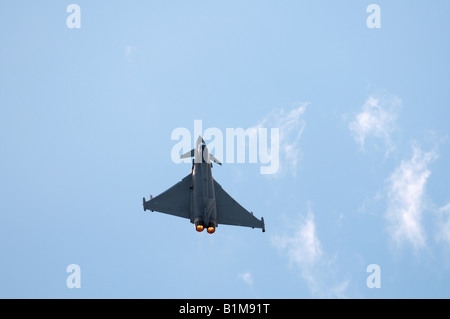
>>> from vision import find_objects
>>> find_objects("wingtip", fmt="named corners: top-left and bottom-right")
top-left (261, 217), bottom-right (265, 233)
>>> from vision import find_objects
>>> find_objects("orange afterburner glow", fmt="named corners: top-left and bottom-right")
top-left (196, 225), bottom-right (204, 232)
top-left (207, 227), bottom-right (215, 234)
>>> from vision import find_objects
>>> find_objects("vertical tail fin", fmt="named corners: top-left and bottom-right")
top-left (179, 136), bottom-right (222, 165)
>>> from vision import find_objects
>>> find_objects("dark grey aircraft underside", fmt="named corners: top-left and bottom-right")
top-left (143, 137), bottom-right (265, 234)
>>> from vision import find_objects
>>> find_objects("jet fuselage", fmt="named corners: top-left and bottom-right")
top-left (192, 143), bottom-right (217, 233)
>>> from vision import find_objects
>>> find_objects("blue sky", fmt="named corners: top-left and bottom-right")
top-left (1, 1), bottom-right (450, 298)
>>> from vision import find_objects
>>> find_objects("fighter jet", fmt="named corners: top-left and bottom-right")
top-left (143, 136), bottom-right (265, 234)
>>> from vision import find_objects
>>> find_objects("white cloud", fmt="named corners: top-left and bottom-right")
top-left (272, 207), bottom-right (348, 298)
top-left (238, 272), bottom-right (254, 286)
top-left (436, 203), bottom-right (450, 247)
top-left (385, 144), bottom-right (437, 249)
top-left (349, 95), bottom-right (401, 156)
top-left (125, 45), bottom-right (139, 57)
top-left (272, 209), bottom-right (322, 267)
top-left (253, 103), bottom-right (307, 176)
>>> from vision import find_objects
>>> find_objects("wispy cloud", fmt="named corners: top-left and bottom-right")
top-left (272, 209), bottom-right (322, 267)
top-left (436, 203), bottom-right (450, 247)
top-left (238, 272), bottom-right (254, 286)
top-left (125, 45), bottom-right (139, 57)
top-left (385, 144), bottom-right (437, 249)
top-left (253, 103), bottom-right (307, 176)
top-left (349, 95), bottom-right (401, 156)
top-left (272, 207), bottom-right (348, 298)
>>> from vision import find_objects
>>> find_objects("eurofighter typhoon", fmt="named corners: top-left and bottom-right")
top-left (143, 136), bottom-right (265, 234)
